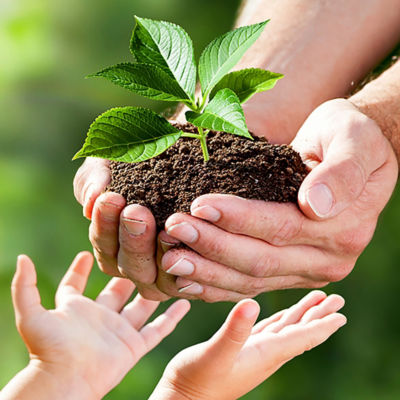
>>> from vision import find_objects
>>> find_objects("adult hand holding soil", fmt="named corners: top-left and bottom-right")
top-left (73, 158), bottom-right (168, 301)
top-left (157, 99), bottom-right (398, 302)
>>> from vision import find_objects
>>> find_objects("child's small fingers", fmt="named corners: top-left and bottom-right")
top-left (12, 255), bottom-right (44, 321)
top-left (139, 299), bottom-right (190, 352)
top-left (96, 278), bottom-right (136, 311)
top-left (300, 294), bottom-right (345, 324)
top-left (271, 313), bottom-right (347, 364)
top-left (252, 309), bottom-right (287, 334)
top-left (265, 290), bottom-right (327, 333)
top-left (55, 252), bottom-right (93, 304)
top-left (121, 294), bottom-right (160, 330)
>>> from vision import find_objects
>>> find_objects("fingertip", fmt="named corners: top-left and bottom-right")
top-left (298, 183), bottom-right (331, 221)
top-left (121, 204), bottom-right (156, 235)
top-left (167, 299), bottom-right (191, 320)
top-left (14, 255), bottom-right (36, 282)
top-left (164, 213), bottom-right (186, 230)
top-left (176, 298), bottom-right (192, 314)
top-left (333, 313), bottom-right (347, 328)
top-left (75, 250), bottom-right (94, 263)
top-left (307, 290), bottom-right (327, 301)
top-left (69, 251), bottom-right (94, 275)
top-left (237, 299), bottom-right (260, 320)
top-left (230, 299), bottom-right (260, 325)
top-left (328, 294), bottom-right (345, 309)
top-left (97, 192), bottom-right (126, 208)
top-left (83, 186), bottom-right (102, 220)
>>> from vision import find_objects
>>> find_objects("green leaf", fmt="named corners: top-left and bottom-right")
top-left (130, 16), bottom-right (196, 101)
top-left (88, 63), bottom-right (190, 102)
top-left (186, 88), bottom-right (252, 139)
top-left (73, 107), bottom-right (182, 163)
top-left (198, 20), bottom-right (269, 97)
top-left (210, 68), bottom-right (283, 103)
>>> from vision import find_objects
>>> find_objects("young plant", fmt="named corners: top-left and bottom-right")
top-left (74, 16), bottom-right (283, 163)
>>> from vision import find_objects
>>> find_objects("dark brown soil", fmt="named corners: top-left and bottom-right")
top-left (108, 123), bottom-right (308, 229)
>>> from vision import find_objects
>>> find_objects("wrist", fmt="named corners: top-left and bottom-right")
top-left (2, 360), bottom-right (99, 400)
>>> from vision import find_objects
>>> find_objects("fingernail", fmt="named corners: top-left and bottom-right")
top-left (178, 282), bottom-right (203, 295)
top-left (122, 217), bottom-right (147, 236)
top-left (100, 201), bottom-right (122, 220)
top-left (166, 258), bottom-right (195, 276)
top-left (160, 240), bottom-right (178, 253)
top-left (167, 222), bottom-right (199, 243)
top-left (191, 205), bottom-right (221, 222)
top-left (306, 183), bottom-right (333, 217)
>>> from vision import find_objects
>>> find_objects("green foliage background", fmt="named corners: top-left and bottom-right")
top-left (1, 1), bottom-right (399, 399)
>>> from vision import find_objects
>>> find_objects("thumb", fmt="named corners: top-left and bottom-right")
top-left (73, 158), bottom-right (110, 220)
top-left (297, 121), bottom-right (389, 220)
top-left (207, 299), bottom-right (260, 362)
top-left (12, 255), bottom-right (45, 326)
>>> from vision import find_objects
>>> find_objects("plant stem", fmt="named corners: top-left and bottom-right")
top-left (181, 132), bottom-right (201, 139)
top-left (198, 127), bottom-right (209, 162)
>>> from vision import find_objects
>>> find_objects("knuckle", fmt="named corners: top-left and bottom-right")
top-left (249, 251), bottom-right (280, 278)
top-left (304, 330), bottom-right (318, 352)
top-left (334, 225), bottom-right (374, 255)
top-left (269, 217), bottom-right (303, 246)
top-left (317, 261), bottom-right (354, 282)
top-left (200, 236), bottom-right (228, 259)
top-left (246, 278), bottom-right (267, 296)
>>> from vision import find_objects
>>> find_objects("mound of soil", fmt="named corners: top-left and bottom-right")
top-left (108, 123), bottom-right (308, 229)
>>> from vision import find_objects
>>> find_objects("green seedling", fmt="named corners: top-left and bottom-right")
top-left (74, 16), bottom-right (283, 163)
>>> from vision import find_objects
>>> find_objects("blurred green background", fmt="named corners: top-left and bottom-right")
top-left (1, 1), bottom-right (400, 399)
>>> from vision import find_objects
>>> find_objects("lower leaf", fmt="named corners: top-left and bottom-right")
top-left (73, 107), bottom-right (182, 163)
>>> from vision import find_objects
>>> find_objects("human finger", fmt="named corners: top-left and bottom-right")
top-left (96, 277), bottom-right (135, 311)
top-left (191, 194), bottom-right (314, 246)
top-left (121, 293), bottom-right (160, 330)
top-left (12, 255), bottom-right (45, 323)
top-left (269, 313), bottom-right (347, 364)
top-left (139, 299), bottom-right (191, 353)
top-left (118, 204), bottom-right (158, 285)
top-left (299, 294), bottom-right (345, 324)
top-left (73, 158), bottom-right (111, 219)
top-left (165, 213), bottom-right (334, 279)
top-left (264, 291), bottom-right (327, 333)
top-left (174, 277), bottom-right (252, 303)
top-left (207, 299), bottom-right (260, 362)
top-left (161, 248), bottom-right (326, 295)
top-left (89, 192), bottom-right (125, 277)
top-left (55, 252), bottom-right (94, 305)
top-left (251, 309), bottom-right (287, 334)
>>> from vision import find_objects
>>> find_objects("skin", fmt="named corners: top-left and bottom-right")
top-left (149, 291), bottom-right (346, 400)
top-left (0, 263), bottom-right (345, 398)
top-left (73, 0), bottom-right (400, 300)
top-left (158, 99), bottom-right (398, 301)
top-left (0, 252), bottom-right (190, 400)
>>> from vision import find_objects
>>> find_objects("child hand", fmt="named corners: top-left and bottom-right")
top-left (3, 252), bottom-right (190, 400)
top-left (151, 290), bottom-right (345, 400)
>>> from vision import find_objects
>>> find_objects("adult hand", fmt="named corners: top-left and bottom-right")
top-left (157, 99), bottom-right (398, 302)
top-left (73, 157), bottom-right (169, 300)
